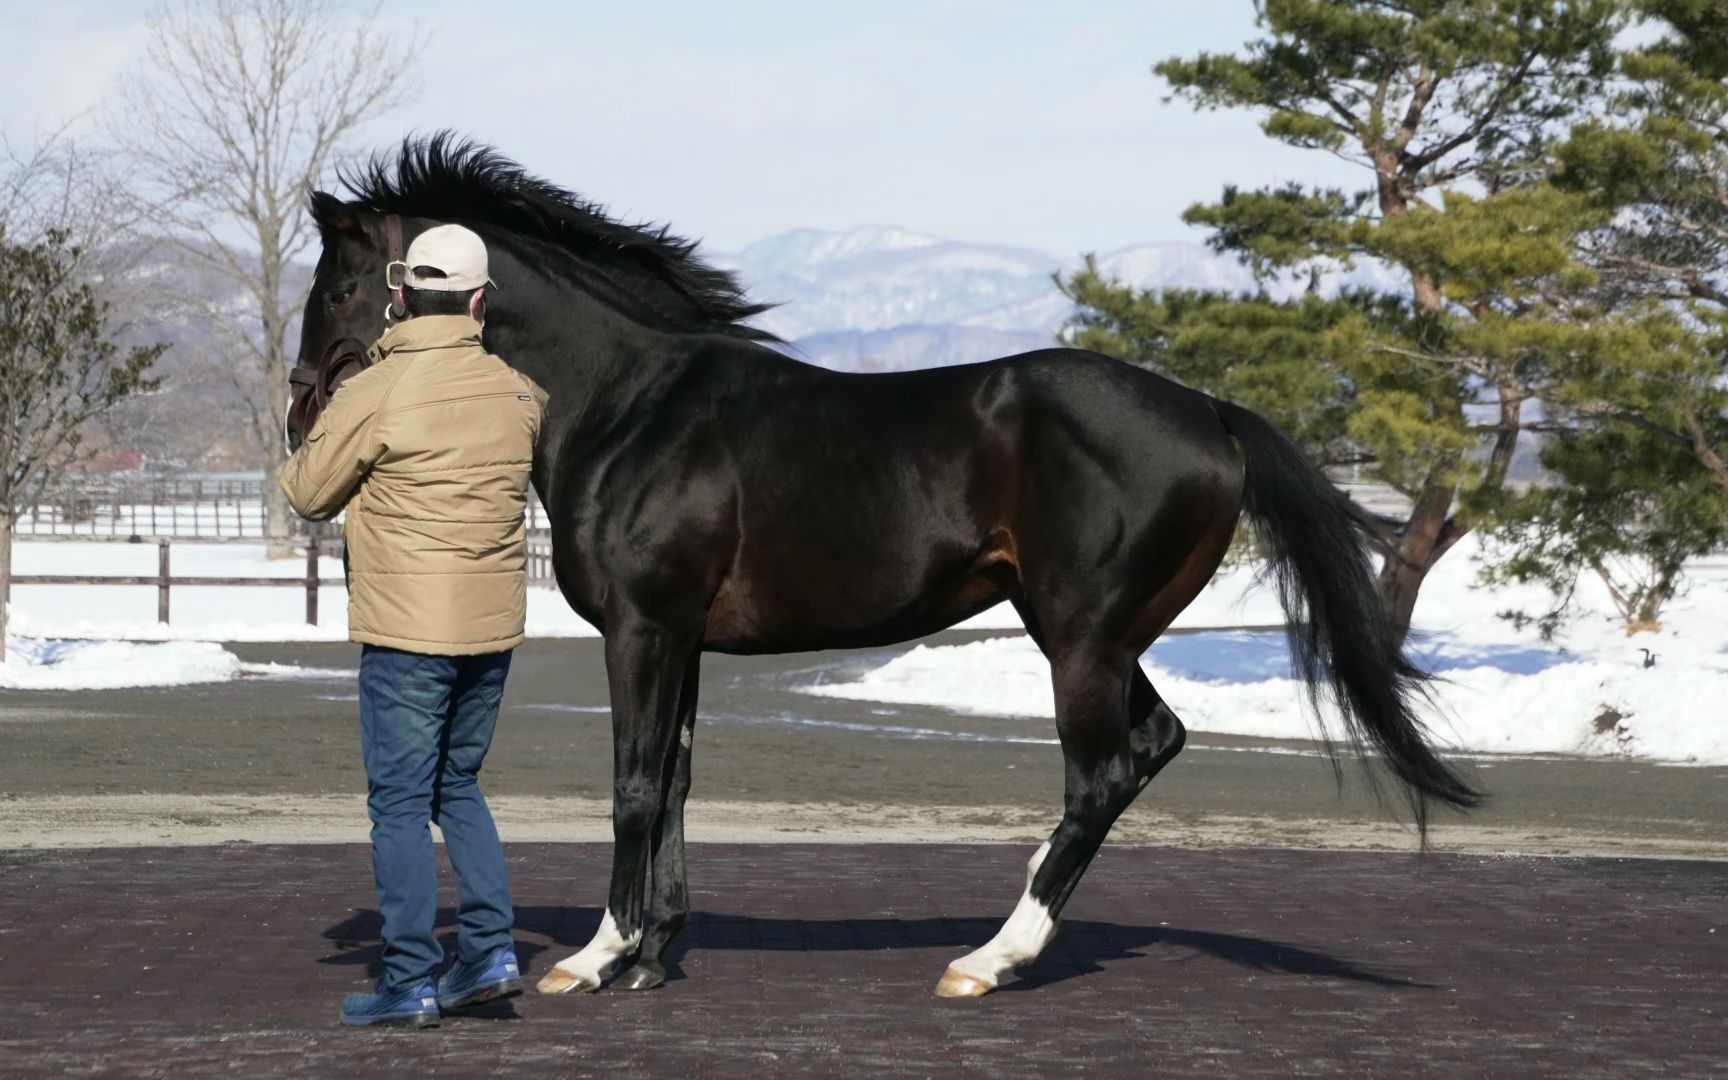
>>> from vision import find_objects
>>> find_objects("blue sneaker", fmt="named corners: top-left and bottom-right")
top-left (437, 946), bottom-right (523, 1011)
top-left (339, 980), bottom-right (440, 1029)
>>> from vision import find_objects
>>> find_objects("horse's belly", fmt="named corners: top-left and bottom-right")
top-left (701, 536), bottom-right (1017, 654)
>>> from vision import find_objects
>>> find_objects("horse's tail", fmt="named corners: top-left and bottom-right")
top-left (1213, 399), bottom-right (1482, 836)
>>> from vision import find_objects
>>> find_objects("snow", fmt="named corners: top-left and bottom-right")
top-left (813, 538), bottom-right (1728, 766)
top-left (0, 638), bottom-right (346, 691)
top-left (11, 534), bottom-right (1728, 764)
top-left (4, 539), bottom-right (597, 689)
top-left (8, 541), bottom-right (599, 642)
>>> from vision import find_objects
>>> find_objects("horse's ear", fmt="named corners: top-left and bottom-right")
top-left (310, 191), bottom-right (360, 235)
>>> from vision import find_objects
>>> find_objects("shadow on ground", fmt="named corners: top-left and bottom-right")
top-left (319, 905), bottom-right (1427, 991)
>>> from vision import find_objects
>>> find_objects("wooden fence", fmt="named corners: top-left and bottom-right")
top-left (11, 534), bottom-right (559, 626)
top-left (527, 536), bottom-right (554, 589)
top-left (11, 539), bottom-right (344, 625)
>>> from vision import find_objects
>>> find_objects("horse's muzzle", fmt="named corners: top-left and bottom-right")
top-left (286, 336), bottom-right (371, 452)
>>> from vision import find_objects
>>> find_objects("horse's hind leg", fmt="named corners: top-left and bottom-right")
top-left (1130, 668), bottom-right (1186, 786)
top-left (614, 655), bottom-right (701, 991)
top-left (1019, 599), bottom-right (1186, 788)
top-left (936, 642), bottom-right (1143, 997)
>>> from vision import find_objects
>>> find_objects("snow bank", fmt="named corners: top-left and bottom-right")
top-left (811, 540), bottom-right (1728, 766)
top-left (802, 634), bottom-right (1728, 765)
top-left (0, 639), bottom-right (345, 691)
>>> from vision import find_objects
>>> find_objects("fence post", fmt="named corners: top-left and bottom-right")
top-left (157, 540), bottom-right (171, 625)
top-left (305, 539), bottom-right (319, 626)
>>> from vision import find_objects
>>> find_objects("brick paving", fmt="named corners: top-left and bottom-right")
top-left (0, 844), bottom-right (1722, 1078)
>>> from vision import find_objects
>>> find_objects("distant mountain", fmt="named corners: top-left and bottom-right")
top-left (786, 324), bottom-right (1058, 373)
top-left (712, 227), bottom-right (1064, 343)
top-left (714, 227), bottom-right (1407, 371)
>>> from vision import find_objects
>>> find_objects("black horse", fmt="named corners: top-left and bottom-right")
top-left (290, 135), bottom-right (1479, 999)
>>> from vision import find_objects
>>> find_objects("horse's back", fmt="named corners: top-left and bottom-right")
top-left (692, 346), bottom-right (1242, 652)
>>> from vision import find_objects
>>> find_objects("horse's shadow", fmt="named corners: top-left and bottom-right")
top-left (319, 905), bottom-right (1427, 992)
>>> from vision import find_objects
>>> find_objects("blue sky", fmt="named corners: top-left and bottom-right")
top-left (5, 1), bottom-right (1361, 255)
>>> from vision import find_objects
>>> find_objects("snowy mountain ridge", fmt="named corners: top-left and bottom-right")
top-left (712, 226), bottom-right (1406, 371)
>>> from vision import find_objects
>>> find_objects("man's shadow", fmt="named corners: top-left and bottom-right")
top-left (319, 905), bottom-right (1427, 993)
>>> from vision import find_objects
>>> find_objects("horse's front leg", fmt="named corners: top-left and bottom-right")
top-left (537, 613), bottom-right (699, 994)
top-left (614, 653), bottom-right (701, 991)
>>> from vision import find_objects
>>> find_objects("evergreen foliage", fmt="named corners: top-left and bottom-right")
top-left (1064, 0), bottom-right (1629, 638)
top-left (0, 230), bottom-right (164, 657)
top-left (1550, 0), bottom-right (1728, 493)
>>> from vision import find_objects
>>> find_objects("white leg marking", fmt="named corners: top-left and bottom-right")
top-left (540, 910), bottom-right (640, 993)
top-left (943, 841), bottom-right (1058, 992)
top-left (1024, 839), bottom-right (1051, 889)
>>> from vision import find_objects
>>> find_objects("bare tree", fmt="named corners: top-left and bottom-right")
top-left (2, 123), bottom-right (148, 280)
top-left (0, 127), bottom-right (172, 658)
top-left (113, 0), bottom-right (421, 555)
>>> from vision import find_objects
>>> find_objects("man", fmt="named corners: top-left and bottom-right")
top-left (283, 223), bottom-right (547, 1029)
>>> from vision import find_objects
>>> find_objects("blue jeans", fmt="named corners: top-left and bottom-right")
top-left (358, 645), bottom-right (515, 992)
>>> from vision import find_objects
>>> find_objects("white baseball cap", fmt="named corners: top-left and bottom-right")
top-left (402, 224), bottom-right (495, 291)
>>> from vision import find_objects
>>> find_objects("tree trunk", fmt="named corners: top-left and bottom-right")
top-left (1375, 552), bottom-right (1425, 645)
top-left (1681, 408), bottom-right (1728, 493)
top-left (259, 248), bottom-right (295, 559)
top-left (1374, 481), bottom-right (1457, 644)
top-left (1627, 557), bottom-right (1684, 635)
top-left (0, 510), bottom-right (12, 663)
top-left (248, 350), bottom-right (295, 558)
top-left (264, 451), bottom-right (295, 559)
top-left (257, 300), bottom-right (295, 559)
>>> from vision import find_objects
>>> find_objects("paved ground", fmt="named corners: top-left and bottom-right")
top-left (0, 843), bottom-right (1722, 1078)
top-left (2, 637), bottom-right (1725, 856)
top-left (2, 632), bottom-right (1724, 1074)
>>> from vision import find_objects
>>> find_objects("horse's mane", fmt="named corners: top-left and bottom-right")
top-left (339, 133), bottom-right (779, 343)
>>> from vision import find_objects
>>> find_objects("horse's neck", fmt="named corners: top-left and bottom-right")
top-left (480, 242), bottom-right (788, 461)
top-left (496, 322), bottom-right (669, 427)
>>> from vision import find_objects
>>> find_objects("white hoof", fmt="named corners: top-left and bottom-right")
top-left (536, 965), bottom-right (601, 995)
top-left (537, 912), bottom-right (640, 996)
top-left (934, 966), bottom-right (996, 998)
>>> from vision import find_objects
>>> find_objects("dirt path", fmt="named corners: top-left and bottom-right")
top-left (5, 792), bottom-right (1727, 859)
top-left (2, 636), bottom-right (1724, 858)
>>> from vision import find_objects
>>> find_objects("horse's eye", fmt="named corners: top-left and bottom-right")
top-left (326, 287), bottom-right (355, 308)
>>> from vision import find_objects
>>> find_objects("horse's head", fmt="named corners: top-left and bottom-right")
top-left (286, 192), bottom-right (409, 450)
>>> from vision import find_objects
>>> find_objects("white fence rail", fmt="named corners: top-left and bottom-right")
top-left (14, 481), bottom-right (561, 607)
top-left (17, 478), bottom-right (553, 543)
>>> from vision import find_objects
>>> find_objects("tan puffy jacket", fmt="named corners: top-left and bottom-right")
top-left (282, 315), bottom-right (548, 655)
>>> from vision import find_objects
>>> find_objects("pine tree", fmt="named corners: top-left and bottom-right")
top-left (1483, 416), bottom-right (1728, 636)
top-left (1065, 0), bottom-right (1623, 639)
top-left (0, 230), bottom-right (164, 659)
top-left (1549, 0), bottom-right (1728, 490)
top-left (1465, 1), bottom-right (1728, 631)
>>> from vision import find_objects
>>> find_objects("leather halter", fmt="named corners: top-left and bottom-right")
top-left (285, 214), bottom-right (405, 449)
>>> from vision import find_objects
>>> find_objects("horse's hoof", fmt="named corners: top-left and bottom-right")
top-left (536, 967), bottom-right (599, 995)
top-left (934, 967), bottom-right (994, 998)
top-left (614, 963), bottom-right (666, 992)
